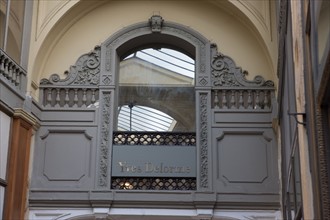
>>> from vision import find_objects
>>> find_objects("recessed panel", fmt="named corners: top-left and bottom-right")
top-left (218, 133), bottom-right (268, 183)
top-left (43, 132), bottom-right (90, 181)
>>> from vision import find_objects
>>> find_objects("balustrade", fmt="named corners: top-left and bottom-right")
top-left (39, 86), bottom-right (99, 108)
top-left (0, 49), bottom-right (26, 93)
top-left (211, 88), bottom-right (274, 110)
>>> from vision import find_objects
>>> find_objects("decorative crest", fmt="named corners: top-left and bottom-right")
top-left (149, 15), bottom-right (164, 33)
top-left (40, 46), bottom-right (101, 86)
top-left (210, 44), bottom-right (274, 87)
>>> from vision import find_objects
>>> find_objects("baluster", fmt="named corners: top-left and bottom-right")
top-left (15, 69), bottom-right (20, 86)
top-left (0, 56), bottom-right (4, 75)
top-left (7, 63), bottom-right (13, 80)
top-left (82, 89), bottom-right (87, 107)
top-left (91, 89), bottom-right (96, 104)
top-left (3, 59), bottom-right (8, 78)
top-left (239, 90), bottom-right (244, 109)
top-left (73, 89), bottom-right (78, 107)
top-left (214, 90), bottom-right (219, 109)
top-left (264, 90), bottom-right (269, 110)
top-left (222, 90), bottom-right (227, 109)
top-left (247, 90), bottom-right (252, 109)
top-left (255, 90), bottom-right (260, 109)
top-left (55, 88), bottom-right (61, 107)
top-left (11, 67), bottom-right (17, 84)
top-left (46, 88), bottom-right (52, 107)
top-left (64, 88), bottom-right (69, 107)
top-left (230, 90), bottom-right (235, 109)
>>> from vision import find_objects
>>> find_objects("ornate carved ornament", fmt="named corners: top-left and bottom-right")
top-left (199, 93), bottom-right (209, 189)
top-left (40, 46), bottom-right (101, 86)
top-left (98, 92), bottom-right (111, 187)
top-left (210, 44), bottom-right (274, 88)
top-left (149, 15), bottom-right (164, 33)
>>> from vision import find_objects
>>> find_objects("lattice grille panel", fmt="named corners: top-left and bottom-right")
top-left (111, 177), bottom-right (196, 190)
top-left (113, 132), bottom-right (196, 146)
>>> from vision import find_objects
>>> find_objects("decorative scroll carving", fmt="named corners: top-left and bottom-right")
top-left (210, 44), bottom-right (274, 87)
top-left (199, 93), bottom-right (208, 188)
top-left (98, 92), bottom-right (111, 187)
top-left (149, 15), bottom-right (164, 33)
top-left (40, 46), bottom-right (100, 86)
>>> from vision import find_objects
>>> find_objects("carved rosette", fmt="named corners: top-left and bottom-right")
top-left (200, 93), bottom-right (208, 188)
top-left (98, 92), bottom-right (111, 187)
top-left (210, 44), bottom-right (274, 88)
top-left (40, 46), bottom-right (101, 86)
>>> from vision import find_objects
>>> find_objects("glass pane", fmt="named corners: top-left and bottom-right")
top-left (0, 186), bottom-right (4, 219)
top-left (0, 111), bottom-right (11, 180)
top-left (118, 105), bottom-right (176, 132)
top-left (6, 0), bottom-right (25, 63)
top-left (117, 48), bottom-right (195, 132)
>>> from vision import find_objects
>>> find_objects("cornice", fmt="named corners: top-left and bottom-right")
top-left (13, 108), bottom-right (40, 131)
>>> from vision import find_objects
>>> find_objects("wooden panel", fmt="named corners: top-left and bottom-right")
top-left (3, 114), bottom-right (33, 220)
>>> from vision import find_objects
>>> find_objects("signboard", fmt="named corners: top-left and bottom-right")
top-left (112, 145), bottom-right (196, 177)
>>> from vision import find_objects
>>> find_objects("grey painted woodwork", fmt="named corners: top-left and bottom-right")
top-left (29, 16), bottom-right (279, 209)
top-left (0, 48), bottom-right (27, 114)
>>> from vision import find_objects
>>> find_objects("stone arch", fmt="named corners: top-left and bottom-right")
top-left (96, 15), bottom-right (212, 190)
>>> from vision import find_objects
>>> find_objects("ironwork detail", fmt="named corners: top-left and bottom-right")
top-left (113, 131), bottom-right (196, 146)
top-left (40, 46), bottom-right (100, 86)
top-left (111, 177), bottom-right (196, 190)
top-left (210, 44), bottom-right (274, 88)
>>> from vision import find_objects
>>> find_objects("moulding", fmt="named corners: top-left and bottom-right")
top-left (13, 108), bottom-right (40, 130)
top-left (28, 207), bottom-right (282, 220)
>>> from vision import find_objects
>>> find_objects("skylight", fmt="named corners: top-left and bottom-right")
top-left (124, 48), bottom-right (195, 78)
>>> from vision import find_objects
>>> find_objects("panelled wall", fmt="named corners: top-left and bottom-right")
top-left (29, 17), bottom-right (279, 215)
top-left (0, 48), bottom-right (38, 219)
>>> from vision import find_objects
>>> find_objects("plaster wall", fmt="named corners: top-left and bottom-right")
top-left (27, 0), bottom-right (278, 98)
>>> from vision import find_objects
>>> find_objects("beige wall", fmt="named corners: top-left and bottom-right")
top-left (27, 0), bottom-right (278, 98)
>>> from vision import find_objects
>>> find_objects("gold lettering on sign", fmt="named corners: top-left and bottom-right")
top-left (118, 162), bottom-right (142, 173)
top-left (117, 162), bottom-right (191, 174)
